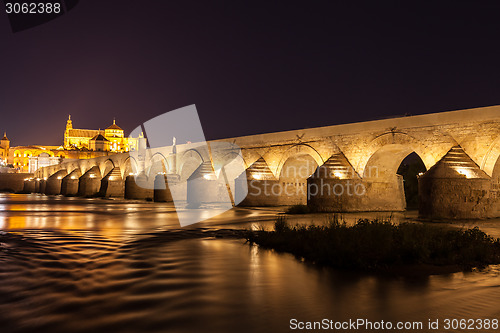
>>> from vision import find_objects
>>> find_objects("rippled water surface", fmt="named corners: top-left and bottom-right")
top-left (1, 194), bottom-right (500, 333)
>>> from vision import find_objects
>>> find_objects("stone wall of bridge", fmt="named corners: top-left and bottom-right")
top-left (24, 105), bottom-right (500, 218)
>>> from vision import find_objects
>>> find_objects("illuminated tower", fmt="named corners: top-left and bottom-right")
top-left (0, 132), bottom-right (9, 161)
top-left (1, 132), bottom-right (10, 150)
top-left (64, 115), bottom-right (73, 148)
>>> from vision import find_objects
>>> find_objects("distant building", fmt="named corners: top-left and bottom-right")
top-left (28, 152), bottom-right (62, 173)
top-left (88, 133), bottom-right (109, 152)
top-left (2, 115), bottom-right (143, 173)
top-left (0, 133), bottom-right (9, 163)
top-left (63, 115), bottom-right (138, 152)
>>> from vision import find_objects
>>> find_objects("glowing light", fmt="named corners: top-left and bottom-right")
top-left (333, 171), bottom-right (343, 179)
top-left (456, 168), bottom-right (473, 179)
top-left (417, 172), bottom-right (424, 177)
top-left (71, 176), bottom-right (77, 179)
top-left (203, 174), bottom-right (216, 180)
top-left (89, 174), bottom-right (96, 178)
top-left (57, 176), bottom-right (62, 180)
top-left (252, 173), bottom-right (262, 180)
top-left (43, 177), bottom-right (47, 181)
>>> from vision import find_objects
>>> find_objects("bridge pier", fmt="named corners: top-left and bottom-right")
top-left (419, 146), bottom-right (499, 219)
top-left (235, 177), bottom-right (281, 206)
top-left (235, 158), bottom-right (280, 206)
top-left (61, 171), bottom-right (80, 196)
top-left (39, 179), bottom-right (47, 194)
top-left (187, 162), bottom-right (231, 206)
top-left (361, 177), bottom-right (406, 211)
top-left (153, 174), bottom-right (174, 202)
top-left (99, 167), bottom-right (124, 198)
top-left (78, 166), bottom-right (102, 197)
top-left (23, 178), bottom-right (36, 193)
top-left (307, 153), bottom-right (366, 211)
top-left (45, 170), bottom-right (67, 195)
top-left (125, 173), bottom-right (153, 200)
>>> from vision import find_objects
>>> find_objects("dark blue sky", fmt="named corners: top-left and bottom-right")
top-left (1, 1), bottom-right (500, 146)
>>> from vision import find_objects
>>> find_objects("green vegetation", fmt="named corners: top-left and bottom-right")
top-left (246, 217), bottom-right (500, 273)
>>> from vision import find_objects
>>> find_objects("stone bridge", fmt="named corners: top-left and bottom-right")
top-left (27, 105), bottom-right (500, 219)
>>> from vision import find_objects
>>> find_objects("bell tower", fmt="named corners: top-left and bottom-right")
top-left (0, 132), bottom-right (10, 161)
top-left (66, 114), bottom-right (73, 130)
top-left (1, 132), bottom-right (10, 150)
top-left (64, 115), bottom-right (73, 148)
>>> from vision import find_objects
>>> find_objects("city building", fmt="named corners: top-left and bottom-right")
top-left (1, 116), bottom-right (141, 173)
top-left (63, 115), bottom-right (138, 152)
top-left (0, 132), bottom-right (10, 162)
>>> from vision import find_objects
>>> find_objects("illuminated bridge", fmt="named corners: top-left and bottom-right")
top-left (27, 105), bottom-right (500, 219)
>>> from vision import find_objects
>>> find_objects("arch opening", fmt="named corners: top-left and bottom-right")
top-left (179, 150), bottom-right (204, 181)
top-left (278, 154), bottom-right (318, 205)
top-left (147, 153), bottom-right (169, 179)
top-left (363, 144), bottom-right (427, 211)
top-left (492, 155), bottom-right (500, 189)
top-left (100, 160), bottom-right (115, 178)
top-left (396, 152), bottom-right (427, 209)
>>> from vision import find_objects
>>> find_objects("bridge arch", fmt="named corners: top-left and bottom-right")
top-left (358, 132), bottom-right (439, 177)
top-left (99, 159), bottom-right (116, 178)
top-left (214, 151), bottom-right (247, 198)
top-left (179, 149), bottom-right (205, 181)
top-left (147, 152), bottom-right (170, 178)
top-left (67, 167), bottom-right (82, 178)
top-left (121, 156), bottom-right (140, 179)
top-left (273, 144), bottom-right (323, 205)
top-left (275, 144), bottom-right (324, 178)
top-left (239, 149), bottom-right (264, 171)
top-left (78, 160), bottom-right (94, 176)
top-left (481, 135), bottom-right (500, 177)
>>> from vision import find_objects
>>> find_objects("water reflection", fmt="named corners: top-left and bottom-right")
top-left (0, 194), bottom-right (499, 332)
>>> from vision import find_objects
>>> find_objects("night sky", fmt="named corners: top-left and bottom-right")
top-left (2, 1), bottom-right (500, 146)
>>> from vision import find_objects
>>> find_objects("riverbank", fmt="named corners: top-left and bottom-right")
top-left (246, 217), bottom-right (500, 276)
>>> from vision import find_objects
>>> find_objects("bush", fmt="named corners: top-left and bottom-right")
top-left (246, 218), bottom-right (500, 272)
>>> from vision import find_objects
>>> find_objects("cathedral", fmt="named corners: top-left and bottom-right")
top-left (63, 115), bottom-right (138, 152)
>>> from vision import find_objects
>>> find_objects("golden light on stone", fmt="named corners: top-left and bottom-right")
top-left (333, 171), bottom-right (343, 179)
top-left (203, 174), bottom-right (215, 180)
top-left (456, 168), bottom-right (473, 179)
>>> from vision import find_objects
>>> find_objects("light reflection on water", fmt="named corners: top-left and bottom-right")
top-left (0, 193), bottom-right (499, 333)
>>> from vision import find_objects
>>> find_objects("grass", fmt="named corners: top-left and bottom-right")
top-left (246, 216), bottom-right (500, 273)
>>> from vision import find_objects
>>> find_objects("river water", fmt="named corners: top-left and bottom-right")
top-left (0, 194), bottom-right (499, 333)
